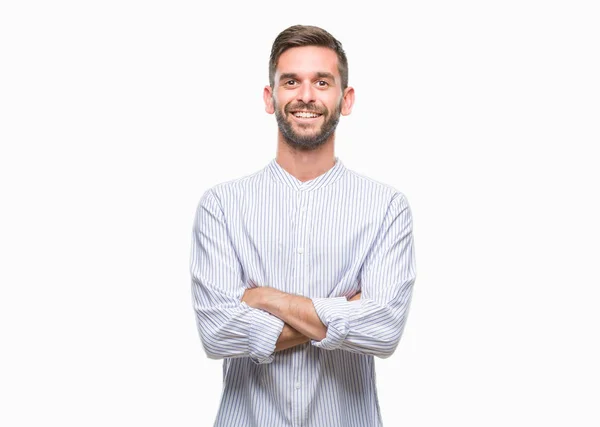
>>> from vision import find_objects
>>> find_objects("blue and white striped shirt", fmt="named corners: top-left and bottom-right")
top-left (190, 157), bottom-right (416, 427)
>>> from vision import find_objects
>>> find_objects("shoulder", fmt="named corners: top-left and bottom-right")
top-left (342, 165), bottom-right (409, 208)
top-left (196, 165), bottom-right (270, 208)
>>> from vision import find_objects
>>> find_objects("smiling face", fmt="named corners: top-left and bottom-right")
top-left (264, 46), bottom-right (354, 151)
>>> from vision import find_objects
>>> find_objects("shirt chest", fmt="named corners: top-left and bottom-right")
top-left (225, 188), bottom-right (384, 297)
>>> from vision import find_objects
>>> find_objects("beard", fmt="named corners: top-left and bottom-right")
top-left (274, 99), bottom-right (342, 151)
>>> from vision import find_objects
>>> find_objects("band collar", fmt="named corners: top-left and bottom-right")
top-left (267, 156), bottom-right (346, 192)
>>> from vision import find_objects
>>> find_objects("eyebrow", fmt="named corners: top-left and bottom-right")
top-left (278, 72), bottom-right (336, 82)
top-left (315, 72), bottom-right (336, 80)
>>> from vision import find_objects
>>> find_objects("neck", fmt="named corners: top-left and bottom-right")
top-left (275, 133), bottom-right (336, 182)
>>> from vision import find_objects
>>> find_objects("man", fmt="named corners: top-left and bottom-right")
top-left (190, 25), bottom-right (416, 427)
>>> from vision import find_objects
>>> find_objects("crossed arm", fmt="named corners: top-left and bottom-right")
top-left (242, 289), bottom-right (362, 352)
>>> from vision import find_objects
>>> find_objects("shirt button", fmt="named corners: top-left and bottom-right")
top-left (300, 206), bottom-right (307, 212)
top-left (297, 247), bottom-right (304, 254)
top-left (295, 382), bottom-right (301, 389)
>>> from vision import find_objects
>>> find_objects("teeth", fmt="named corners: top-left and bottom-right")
top-left (293, 112), bottom-right (320, 118)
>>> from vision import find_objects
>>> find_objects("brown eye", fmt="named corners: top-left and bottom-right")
top-left (316, 80), bottom-right (329, 87)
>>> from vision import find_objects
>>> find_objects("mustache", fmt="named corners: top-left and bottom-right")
top-left (285, 102), bottom-right (326, 114)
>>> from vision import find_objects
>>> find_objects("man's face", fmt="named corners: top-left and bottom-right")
top-left (264, 46), bottom-right (354, 151)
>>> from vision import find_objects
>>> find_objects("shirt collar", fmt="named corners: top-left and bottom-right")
top-left (267, 156), bottom-right (347, 192)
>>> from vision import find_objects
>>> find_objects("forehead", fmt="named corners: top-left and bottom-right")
top-left (275, 46), bottom-right (340, 80)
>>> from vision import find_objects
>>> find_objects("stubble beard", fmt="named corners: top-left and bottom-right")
top-left (274, 100), bottom-right (342, 152)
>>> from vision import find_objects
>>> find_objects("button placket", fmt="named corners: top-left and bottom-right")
top-left (292, 190), bottom-right (309, 427)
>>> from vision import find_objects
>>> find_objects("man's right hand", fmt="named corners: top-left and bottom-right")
top-left (348, 291), bottom-right (361, 302)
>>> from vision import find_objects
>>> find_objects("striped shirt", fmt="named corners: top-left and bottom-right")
top-left (190, 157), bottom-right (416, 427)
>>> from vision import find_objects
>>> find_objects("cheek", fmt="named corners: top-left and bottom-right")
top-left (322, 97), bottom-right (339, 114)
top-left (275, 89), bottom-right (293, 102)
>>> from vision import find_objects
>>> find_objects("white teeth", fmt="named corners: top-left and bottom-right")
top-left (293, 112), bottom-right (320, 118)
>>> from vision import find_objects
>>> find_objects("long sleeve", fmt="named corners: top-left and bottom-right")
top-left (310, 193), bottom-right (416, 358)
top-left (190, 189), bottom-right (284, 364)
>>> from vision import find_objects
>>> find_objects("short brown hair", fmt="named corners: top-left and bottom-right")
top-left (269, 25), bottom-right (349, 90)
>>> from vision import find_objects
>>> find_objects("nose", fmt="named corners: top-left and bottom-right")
top-left (297, 81), bottom-right (316, 104)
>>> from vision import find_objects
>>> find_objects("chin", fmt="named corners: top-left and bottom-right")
top-left (285, 135), bottom-right (329, 151)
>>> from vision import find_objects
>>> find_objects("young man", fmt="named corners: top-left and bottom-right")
top-left (190, 25), bottom-right (416, 427)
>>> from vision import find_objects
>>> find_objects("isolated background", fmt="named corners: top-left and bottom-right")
top-left (1, 0), bottom-right (599, 426)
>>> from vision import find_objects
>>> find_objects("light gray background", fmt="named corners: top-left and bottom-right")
top-left (1, 1), bottom-right (598, 426)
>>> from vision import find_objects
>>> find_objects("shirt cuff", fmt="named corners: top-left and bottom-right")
top-left (310, 297), bottom-right (358, 350)
top-left (247, 304), bottom-right (285, 364)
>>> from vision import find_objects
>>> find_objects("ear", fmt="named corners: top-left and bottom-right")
top-left (341, 86), bottom-right (355, 116)
top-left (263, 85), bottom-right (275, 114)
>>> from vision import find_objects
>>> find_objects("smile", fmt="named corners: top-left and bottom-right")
top-left (291, 111), bottom-right (322, 119)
